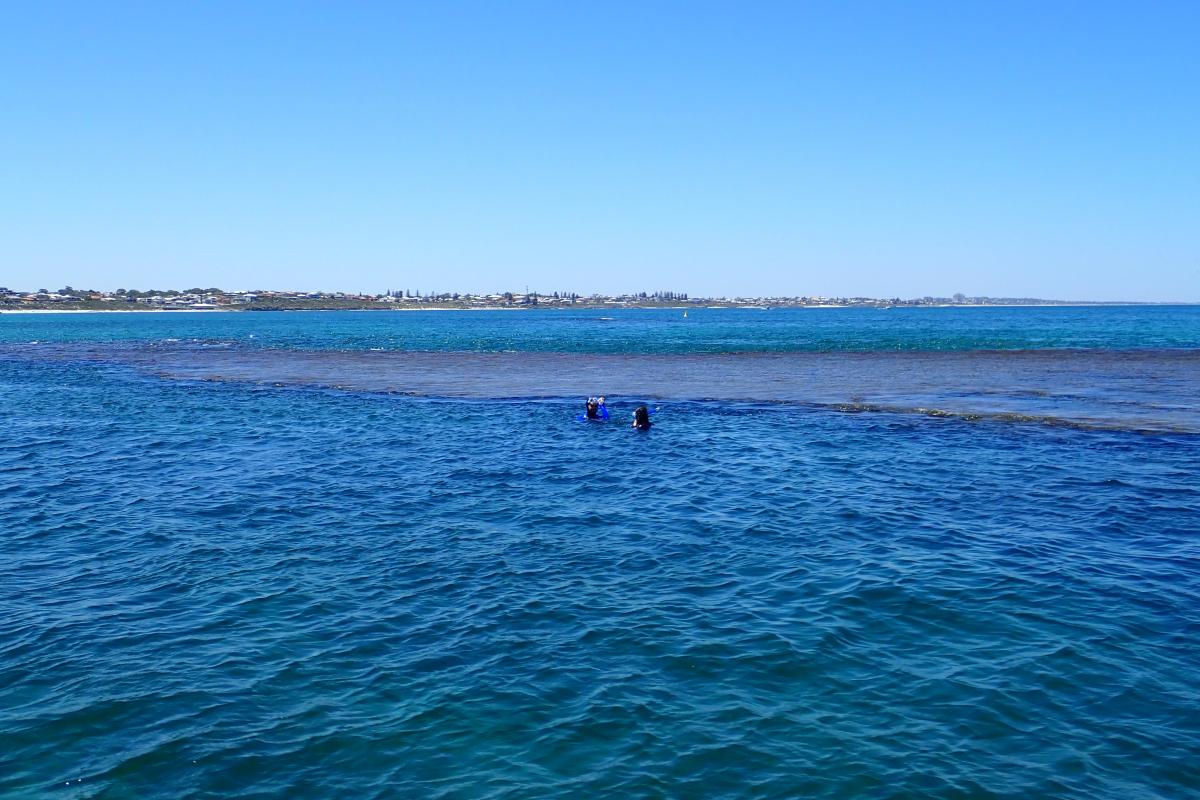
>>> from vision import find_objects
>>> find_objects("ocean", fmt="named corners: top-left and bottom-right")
top-left (1, 306), bottom-right (1198, 798)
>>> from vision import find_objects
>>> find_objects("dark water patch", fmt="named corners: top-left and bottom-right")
top-left (5, 343), bottom-right (1199, 433)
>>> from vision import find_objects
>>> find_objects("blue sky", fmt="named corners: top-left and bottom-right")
top-left (2, 1), bottom-right (1197, 300)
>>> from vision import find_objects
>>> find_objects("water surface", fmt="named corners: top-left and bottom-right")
top-left (1, 308), bottom-right (1198, 798)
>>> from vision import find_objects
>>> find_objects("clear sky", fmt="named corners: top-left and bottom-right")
top-left (2, 1), bottom-right (1197, 300)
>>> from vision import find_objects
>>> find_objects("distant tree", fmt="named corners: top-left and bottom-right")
top-left (953, 293), bottom-right (966, 303)
top-left (503, 291), bottom-right (513, 303)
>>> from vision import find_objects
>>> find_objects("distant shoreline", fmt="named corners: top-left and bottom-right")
top-left (0, 307), bottom-right (560, 314)
top-left (1, 302), bottom-right (1194, 314)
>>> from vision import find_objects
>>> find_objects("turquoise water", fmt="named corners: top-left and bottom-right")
top-left (2, 308), bottom-right (1198, 798)
top-left (2, 305), bottom-right (1200, 352)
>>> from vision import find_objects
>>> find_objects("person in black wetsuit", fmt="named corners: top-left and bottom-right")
top-left (632, 405), bottom-right (652, 430)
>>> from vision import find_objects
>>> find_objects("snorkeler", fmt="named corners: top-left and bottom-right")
top-left (632, 405), bottom-right (652, 430)
top-left (584, 396), bottom-right (610, 420)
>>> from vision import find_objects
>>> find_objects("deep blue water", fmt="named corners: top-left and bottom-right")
top-left (2, 308), bottom-right (1198, 799)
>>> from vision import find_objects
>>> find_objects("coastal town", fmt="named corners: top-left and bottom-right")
top-left (0, 286), bottom-right (1118, 311)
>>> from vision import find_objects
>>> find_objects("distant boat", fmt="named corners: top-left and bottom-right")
top-left (683, 310), bottom-right (688, 318)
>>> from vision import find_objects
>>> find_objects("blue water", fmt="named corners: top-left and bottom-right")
top-left (2, 305), bottom-right (1200, 352)
top-left (2, 308), bottom-right (1198, 799)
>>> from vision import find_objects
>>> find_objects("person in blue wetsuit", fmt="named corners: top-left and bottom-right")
top-left (584, 396), bottom-right (610, 420)
top-left (632, 405), bottom-right (652, 430)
